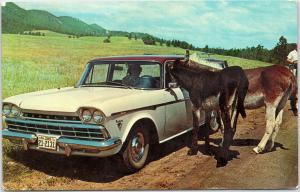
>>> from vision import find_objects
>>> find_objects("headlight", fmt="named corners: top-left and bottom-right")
top-left (93, 110), bottom-right (104, 123)
top-left (2, 104), bottom-right (11, 116)
top-left (11, 105), bottom-right (21, 117)
top-left (78, 108), bottom-right (106, 124)
top-left (82, 109), bottom-right (92, 122)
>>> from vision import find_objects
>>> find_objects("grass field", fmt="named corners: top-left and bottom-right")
top-left (2, 31), bottom-right (271, 99)
top-left (2, 31), bottom-right (273, 189)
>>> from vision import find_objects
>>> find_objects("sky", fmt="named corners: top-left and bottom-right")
top-left (8, 0), bottom-right (299, 49)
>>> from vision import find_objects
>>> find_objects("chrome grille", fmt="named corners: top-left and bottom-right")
top-left (6, 117), bottom-right (106, 141)
top-left (23, 113), bottom-right (81, 122)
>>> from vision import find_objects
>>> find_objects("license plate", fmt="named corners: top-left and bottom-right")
top-left (37, 135), bottom-right (57, 150)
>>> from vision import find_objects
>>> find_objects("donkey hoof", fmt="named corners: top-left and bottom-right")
top-left (252, 146), bottom-right (262, 154)
top-left (265, 145), bottom-right (274, 152)
top-left (187, 148), bottom-right (198, 156)
top-left (217, 157), bottom-right (228, 167)
top-left (205, 149), bottom-right (213, 156)
top-left (265, 147), bottom-right (273, 152)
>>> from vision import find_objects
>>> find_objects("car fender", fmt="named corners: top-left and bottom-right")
top-left (120, 111), bottom-right (159, 143)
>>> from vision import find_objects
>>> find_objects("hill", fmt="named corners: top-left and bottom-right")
top-left (89, 24), bottom-right (106, 34)
top-left (2, 2), bottom-right (157, 39)
top-left (2, 2), bottom-right (33, 34)
top-left (2, 2), bottom-right (107, 36)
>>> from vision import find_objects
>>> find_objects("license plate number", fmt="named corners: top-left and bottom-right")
top-left (37, 135), bottom-right (57, 150)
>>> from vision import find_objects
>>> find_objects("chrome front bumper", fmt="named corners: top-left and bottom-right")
top-left (2, 129), bottom-right (122, 157)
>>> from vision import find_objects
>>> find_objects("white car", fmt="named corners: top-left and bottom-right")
top-left (2, 55), bottom-right (226, 172)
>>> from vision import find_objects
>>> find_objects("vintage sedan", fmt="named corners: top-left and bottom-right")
top-left (2, 55), bottom-right (225, 172)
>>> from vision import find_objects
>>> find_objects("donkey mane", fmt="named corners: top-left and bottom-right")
top-left (176, 60), bottom-right (218, 75)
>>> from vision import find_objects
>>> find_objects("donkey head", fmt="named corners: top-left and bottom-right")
top-left (167, 58), bottom-right (181, 71)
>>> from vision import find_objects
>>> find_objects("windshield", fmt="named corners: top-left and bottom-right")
top-left (78, 61), bottom-right (162, 89)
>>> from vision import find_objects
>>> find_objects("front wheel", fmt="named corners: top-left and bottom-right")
top-left (120, 124), bottom-right (149, 173)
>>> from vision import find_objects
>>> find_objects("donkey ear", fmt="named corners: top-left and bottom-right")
top-left (185, 49), bottom-right (190, 61)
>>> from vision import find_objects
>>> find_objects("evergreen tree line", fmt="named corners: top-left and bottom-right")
top-left (140, 35), bottom-right (295, 65)
top-left (197, 36), bottom-right (296, 65)
top-left (21, 31), bottom-right (45, 36)
top-left (141, 35), bottom-right (195, 50)
top-left (68, 35), bottom-right (80, 38)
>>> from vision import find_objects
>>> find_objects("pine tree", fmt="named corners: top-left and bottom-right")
top-left (142, 35), bottom-right (155, 45)
top-left (204, 45), bottom-right (209, 53)
top-left (272, 36), bottom-right (288, 64)
top-left (166, 41), bottom-right (171, 47)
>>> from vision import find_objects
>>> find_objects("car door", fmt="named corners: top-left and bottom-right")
top-left (163, 86), bottom-right (193, 139)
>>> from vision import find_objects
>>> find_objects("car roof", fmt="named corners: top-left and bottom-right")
top-left (89, 55), bottom-right (185, 64)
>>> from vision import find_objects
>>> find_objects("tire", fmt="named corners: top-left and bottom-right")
top-left (120, 124), bottom-right (149, 173)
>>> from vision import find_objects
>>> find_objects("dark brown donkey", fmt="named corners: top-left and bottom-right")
top-left (244, 65), bottom-right (297, 153)
top-left (167, 59), bottom-right (249, 165)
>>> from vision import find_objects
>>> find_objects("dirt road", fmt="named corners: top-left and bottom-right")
top-left (3, 106), bottom-right (298, 190)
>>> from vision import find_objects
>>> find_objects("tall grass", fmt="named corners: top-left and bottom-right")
top-left (2, 33), bottom-right (188, 98)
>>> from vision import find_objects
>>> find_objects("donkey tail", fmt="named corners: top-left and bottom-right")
top-left (237, 76), bottom-right (249, 119)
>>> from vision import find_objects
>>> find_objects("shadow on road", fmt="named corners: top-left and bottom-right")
top-left (5, 131), bottom-right (287, 182)
top-left (208, 137), bottom-right (287, 151)
top-left (5, 132), bottom-right (190, 183)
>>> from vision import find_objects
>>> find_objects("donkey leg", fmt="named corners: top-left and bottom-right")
top-left (290, 94), bottom-right (298, 116)
top-left (188, 107), bottom-right (201, 156)
top-left (217, 110), bottom-right (224, 134)
top-left (230, 93), bottom-right (238, 134)
top-left (253, 106), bottom-right (276, 154)
top-left (204, 110), bottom-right (212, 155)
top-left (266, 110), bottom-right (283, 151)
top-left (231, 107), bottom-right (238, 134)
top-left (218, 108), bottom-right (233, 165)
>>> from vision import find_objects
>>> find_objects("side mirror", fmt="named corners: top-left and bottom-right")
top-left (168, 82), bottom-right (178, 88)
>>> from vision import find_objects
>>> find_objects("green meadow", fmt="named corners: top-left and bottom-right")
top-left (2, 31), bottom-right (272, 186)
top-left (2, 31), bottom-right (271, 99)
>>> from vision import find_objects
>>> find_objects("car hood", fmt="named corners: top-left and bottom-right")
top-left (4, 86), bottom-right (172, 116)
top-left (4, 87), bottom-right (143, 115)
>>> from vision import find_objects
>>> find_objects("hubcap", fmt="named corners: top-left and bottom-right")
top-left (130, 132), bottom-right (145, 162)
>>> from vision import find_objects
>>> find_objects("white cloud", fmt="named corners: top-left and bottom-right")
top-left (9, 0), bottom-right (298, 49)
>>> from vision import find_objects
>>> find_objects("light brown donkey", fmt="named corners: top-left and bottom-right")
top-left (243, 64), bottom-right (297, 153)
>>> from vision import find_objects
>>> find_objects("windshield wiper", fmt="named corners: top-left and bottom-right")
top-left (105, 81), bottom-right (133, 89)
top-left (79, 82), bottom-right (134, 89)
top-left (80, 84), bottom-right (110, 87)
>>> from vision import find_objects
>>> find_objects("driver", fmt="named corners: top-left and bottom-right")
top-left (122, 64), bottom-right (142, 86)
